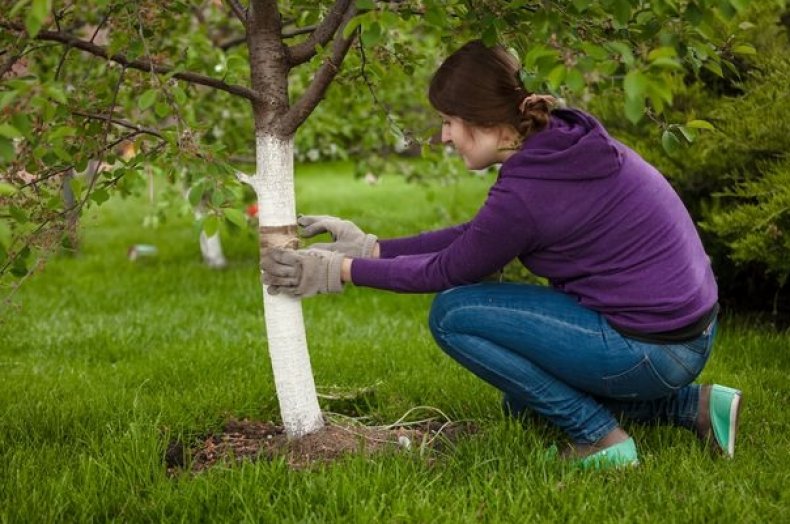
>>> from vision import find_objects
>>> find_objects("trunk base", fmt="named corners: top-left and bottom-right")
top-left (166, 418), bottom-right (478, 473)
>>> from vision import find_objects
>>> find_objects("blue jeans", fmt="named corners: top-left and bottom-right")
top-left (428, 283), bottom-right (717, 444)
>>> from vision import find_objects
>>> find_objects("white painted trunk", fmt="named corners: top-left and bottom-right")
top-left (243, 133), bottom-right (324, 438)
top-left (190, 191), bottom-right (228, 269)
top-left (198, 231), bottom-right (228, 269)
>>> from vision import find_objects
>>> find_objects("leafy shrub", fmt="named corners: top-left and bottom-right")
top-left (703, 161), bottom-right (790, 291)
top-left (685, 34), bottom-right (790, 313)
top-left (586, 3), bottom-right (790, 315)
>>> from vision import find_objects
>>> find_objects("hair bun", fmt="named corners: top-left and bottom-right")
top-left (518, 94), bottom-right (557, 115)
top-left (515, 93), bottom-right (556, 138)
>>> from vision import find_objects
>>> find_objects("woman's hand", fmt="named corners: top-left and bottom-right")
top-left (298, 215), bottom-right (378, 258)
top-left (260, 248), bottom-right (345, 298)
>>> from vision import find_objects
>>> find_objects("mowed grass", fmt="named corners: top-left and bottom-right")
top-left (1, 161), bottom-right (788, 522)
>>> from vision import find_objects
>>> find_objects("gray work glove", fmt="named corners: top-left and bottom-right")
top-left (260, 247), bottom-right (344, 298)
top-left (298, 215), bottom-right (378, 258)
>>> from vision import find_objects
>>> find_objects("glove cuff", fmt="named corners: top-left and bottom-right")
top-left (361, 234), bottom-right (378, 258)
top-left (327, 252), bottom-right (345, 293)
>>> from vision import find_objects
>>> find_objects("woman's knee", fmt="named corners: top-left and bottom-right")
top-left (428, 286), bottom-right (476, 338)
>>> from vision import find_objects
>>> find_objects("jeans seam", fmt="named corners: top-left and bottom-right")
top-left (438, 332), bottom-right (618, 444)
top-left (659, 345), bottom-right (698, 377)
top-left (436, 304), bottom-right (601, 336)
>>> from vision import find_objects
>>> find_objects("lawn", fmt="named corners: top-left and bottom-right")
top-left (1, 161), bottom-right (788, 522)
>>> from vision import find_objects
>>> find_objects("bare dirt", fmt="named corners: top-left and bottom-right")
top-left (165, 418), bottom-right (477, 474)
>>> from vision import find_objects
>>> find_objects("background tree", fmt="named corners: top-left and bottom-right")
top-left (0, 0), bottom-right (756, 437)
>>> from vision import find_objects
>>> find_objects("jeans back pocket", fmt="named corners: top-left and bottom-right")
top-left (602, 356), bottom-right (678, 400)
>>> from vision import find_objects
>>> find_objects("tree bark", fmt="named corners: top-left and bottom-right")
top-left (239, 0), bottom-right (358, 438)
top-left (239, 134), bottom-right (324, 438)
top-left (243, 1), bottom-right (324, 438)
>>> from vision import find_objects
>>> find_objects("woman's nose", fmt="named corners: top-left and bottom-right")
top-left (441, 127), bottom-right (451, 144)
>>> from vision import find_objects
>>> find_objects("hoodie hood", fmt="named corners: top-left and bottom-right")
top-left (501, 109), bottom-right (623, 181)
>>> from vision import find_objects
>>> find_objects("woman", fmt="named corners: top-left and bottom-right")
top-left (261, 40), bottom-right (742, 468)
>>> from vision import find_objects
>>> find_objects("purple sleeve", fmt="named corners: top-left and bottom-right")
top-left (378, 223), bottom-right (470, 258)
top-left (352, 180), bottom-right (539, 292)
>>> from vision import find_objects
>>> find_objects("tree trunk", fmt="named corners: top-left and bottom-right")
top-left (194, 196), bottom-right (228, 269)
top-left (240, 0), bottom-right (355, 439)
top-left (242, 133), bottom-right (324, 438)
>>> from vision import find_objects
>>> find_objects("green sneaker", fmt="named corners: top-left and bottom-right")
top-left (544, 438), bottom-right (639, 470)
top-left (709, 384), bottom-right (742, 458)
top-left (578, 437), bottom-right (639, 470)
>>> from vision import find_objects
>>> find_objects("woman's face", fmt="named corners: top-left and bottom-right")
top-left (440, 114), bottom-right (515, 170)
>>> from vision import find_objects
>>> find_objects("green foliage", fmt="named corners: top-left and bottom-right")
top-left (0, 1), bottom-right (253, 285)
top-left (460, 0), bottom-right (752, 124)
top-left (0, 0), bottom-right (760, 288)
top-left (683, 13), bottom-right (790, 295)
top-left (703, 162), bottom-right (790, 288)
top-left (296, 0), bottom-right (752, 176)
top-left (586, 2), bottom-right (790, 308)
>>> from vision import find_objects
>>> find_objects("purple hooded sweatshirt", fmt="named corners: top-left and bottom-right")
top-left (351, 109), bottom-right (717, 333)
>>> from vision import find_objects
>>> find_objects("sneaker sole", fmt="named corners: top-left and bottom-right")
top-left (711, 386), bottom-right (742, 459)
top-left (725, 392), bottom-right (742, 458)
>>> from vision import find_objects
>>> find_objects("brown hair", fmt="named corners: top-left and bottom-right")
top-left (428, 40), bottom-right (555, 139)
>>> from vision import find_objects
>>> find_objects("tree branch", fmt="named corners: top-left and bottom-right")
top-left (75, 65), bottom-right (126, 212)
top-left (0, 51), bottom-right (22, 79)
top-left (286, 0), bottom-right (353, 66)
top-left (1, 22), bottom-right (261, 102)
top-left (101, 141), bottom-right (167, 191)
top-left (220, 24), bottom-right (317, 51)
top-left (72, 110), bottom-right (165, 140)
top-left (278, 4), bottom-right (358, 136)
top-left (225, 0), bottom-right (247, 24)
top-left (356, 38), bottom-right (415, 147)
top-left (54, 45), bottom-right (72, 80)
top-left (284, 24), bottom-right (319, 38)
top-left (18, 129), bottom-right (162, 191)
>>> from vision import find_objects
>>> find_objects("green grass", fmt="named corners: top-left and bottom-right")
top-left (1, 161), bottom-right (788, 522)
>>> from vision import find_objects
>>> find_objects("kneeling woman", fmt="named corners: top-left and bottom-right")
top-left (261, 40), bottom-right (741, 468)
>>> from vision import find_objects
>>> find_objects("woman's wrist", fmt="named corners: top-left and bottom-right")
top-left (343, 242), bottom-right (379, 283)
top-left (341, 257), bottom-right (353, 283)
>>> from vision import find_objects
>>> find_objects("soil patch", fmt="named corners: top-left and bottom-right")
top-left (166, 418), bottom-right (476, 474)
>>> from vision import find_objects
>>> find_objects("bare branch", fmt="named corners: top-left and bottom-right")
top-left (236, 171), bottom-right (253, 185)
top-left (1, 22), bottom-right (261, 102)
top-left (357, 39), bottom-right (415, 148)
top-left (278, 4), bottom-right (358, 136)
top-left (283, 24), bottom-right (318, 39)
top-left (286, 0), bottom-right (353, 66)
top-left (0, 52), bottom-right (22, 79)
top-left (18, 166), bottom-right (74, 190)
top-left (75, 65), bottom-right (126, 212)
top-left (220, 24), bottom-right (317, 51)
top-left (72, 110), bottom-right (165, 140)
top-left (89, 7), bottom-right (116, 43)
top-left (218, 35), bottom-right (248, 51)
top-left (54, 45), bottom-right (72, 80)
top-left (225, 0), bottom-right (247, 24)
top-left (18, 129), bottom-right (161, 191)
top-left (101, 141), bottom-right (167, 190)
